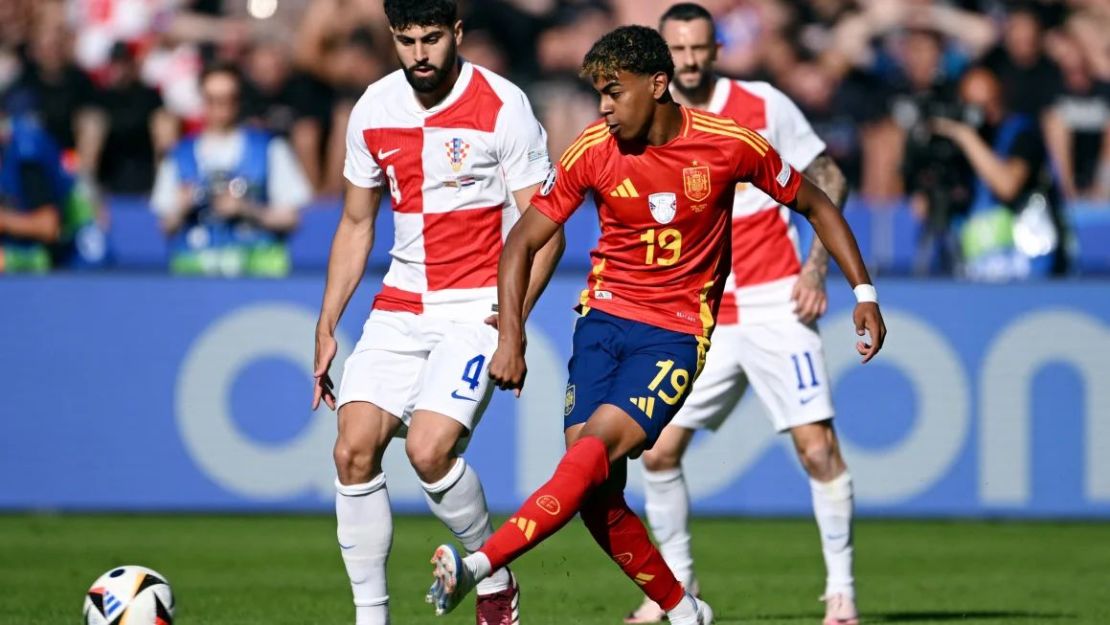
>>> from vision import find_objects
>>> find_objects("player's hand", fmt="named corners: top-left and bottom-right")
top-left (853, 302), bottom-right (886, 364)
top-left (313, 331), bottom-right (338, 410)
top-left (489, 344), bottom-right (527, 397)
top-left (792, 265), bottom-right (828, 324)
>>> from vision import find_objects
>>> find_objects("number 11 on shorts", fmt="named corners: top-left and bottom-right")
top-left (791, 352), bottom-right (819, 390)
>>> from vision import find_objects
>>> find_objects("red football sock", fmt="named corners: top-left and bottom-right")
top-left (480, 436), bottom-right (610, 570)
top-left (580, 490), bottom-right (686, 611)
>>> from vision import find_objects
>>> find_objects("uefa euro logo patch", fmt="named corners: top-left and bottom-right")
top-left (445, 138), bottom-right (470, 172)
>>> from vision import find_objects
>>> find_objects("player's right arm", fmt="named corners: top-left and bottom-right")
top-left (490, 206), bottom-right (562, 395)
top-left (314, 182), bottom-right (383, 410)
top-left (490, 130), bottom-right (596, 395)
top-left (313, 100), bottom-right (384, 410)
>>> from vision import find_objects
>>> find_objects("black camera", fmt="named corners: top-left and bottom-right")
top-left (893, 93), bottom-right (979, 229)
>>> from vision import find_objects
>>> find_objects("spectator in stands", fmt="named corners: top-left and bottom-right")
top-left (320, 27), bottom-right (386, 195)
top-left (95, 43), bottom-right (178, 194)
top-left (981, 2), bottom-right (1063, 118)
top-left (0, 104), bottom-right (65, 273)
top-left (533, 5), bottom-right (615, 157)
top-left (931, 66), bottom-right (1067, 280)
top-left (1042, 30), bottom-right (1110, 201)
top-left (150, 62), bottom-right (312, 277)
top-left (242, 38), bottom-right (330, 192)
top-left (0, 0), bottom-right (34, 54)
top-left (890, 29), bottom-right (975, 274)
top-left (783, 59), bottom-right (888, 201)
top-left (18, 6), bottom-right (104, 178)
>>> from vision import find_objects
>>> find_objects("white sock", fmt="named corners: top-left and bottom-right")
top-left (421, 458), bottom-right (510, 595)
top-left (464, 551), bottom-right (493, 581)
top-left (644, 466), bottom-right (697, 590)
top-left (336, 474), bottom-right (392, 625)
top-left (665, 592), bottom-right (700, 625)
top-left (810, 472), bottom-right (855, 597)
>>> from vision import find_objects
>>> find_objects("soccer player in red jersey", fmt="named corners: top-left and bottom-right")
top-left (625, 5), bottom-right (862, 624)
top-left (427, 26), bottom-right (886, 625)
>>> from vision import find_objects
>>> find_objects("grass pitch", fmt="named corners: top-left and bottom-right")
top-left (1, 514), bottom-right (1106, 624)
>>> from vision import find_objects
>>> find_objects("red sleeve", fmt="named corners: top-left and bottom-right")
top-left (733, 138), bottom-right (802, 206)
top-left (531, 156), bottom-right (591, 225)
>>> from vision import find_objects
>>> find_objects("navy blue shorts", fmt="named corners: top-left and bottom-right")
top-left (563, 309), bottom-right (708, 448)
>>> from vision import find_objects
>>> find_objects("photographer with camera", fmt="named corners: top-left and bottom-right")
top-left (150, 62), bottom-right (312, 277)
top-left (890, 28), bottom-right (975, 275)
top-left (929, 66), bottom-right (1067, 280)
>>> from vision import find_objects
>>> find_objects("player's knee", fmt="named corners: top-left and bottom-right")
top-left (404, 437), bottom-right (455, 483)
top-left (333, 442), bottom-right (379, 485)
top-left (797, 439), bottom-right (842, 481)
top-left (641, 447), bottom-right (681, 473)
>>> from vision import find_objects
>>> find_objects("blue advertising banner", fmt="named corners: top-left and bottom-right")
top-left (1, 276), bottom-right (1108, 517)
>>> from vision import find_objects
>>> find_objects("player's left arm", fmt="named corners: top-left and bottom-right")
top-left (740, 142), bottom-right (885, 362)
top-left (794, 154), bottom-right (849, 323)
top-left (790, 177), bottom-right (885, 363)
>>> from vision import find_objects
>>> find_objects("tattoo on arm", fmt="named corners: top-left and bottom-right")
top-left (801, 154), bottom-right (849, 274)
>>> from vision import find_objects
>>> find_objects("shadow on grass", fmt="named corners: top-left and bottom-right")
top-left (719, 610), bottom-right (1077, 623)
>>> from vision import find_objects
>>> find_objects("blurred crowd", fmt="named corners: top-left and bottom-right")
top-left (1, 0), bottom-right (1108, 276)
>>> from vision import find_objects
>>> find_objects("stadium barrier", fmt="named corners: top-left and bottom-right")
top-left (104, 195), bottom-right (1110, 275)
top-left (1, 275), bottom-right (1108, 518)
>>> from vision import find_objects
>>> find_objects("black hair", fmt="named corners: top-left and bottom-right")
top-left (383, 0), bottom-right (458, 30)
top-left (659, 2), bottom-right (715, 31)
top-left (581, 25), bottom-right (675, 82)
top-left (199, 61), bottom-right (242, 89)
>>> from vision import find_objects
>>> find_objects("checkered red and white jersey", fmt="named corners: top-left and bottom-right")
top-left (699, 78), bottom-right (827, 325)
top-left (344, 62), bottom-right (551, 320)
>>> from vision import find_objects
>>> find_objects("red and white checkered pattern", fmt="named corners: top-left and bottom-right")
top-left (699, 78), bottom-right (827, 325)
top-left (344, 62), bottom-right (551, 320)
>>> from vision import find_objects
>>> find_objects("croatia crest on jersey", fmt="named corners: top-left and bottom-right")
top-left (445, 138), bottom-right (470, 172)
top-left (648, 192), bottom-right (677, 224)
top-left (682, 164), bottom-right (711, 202)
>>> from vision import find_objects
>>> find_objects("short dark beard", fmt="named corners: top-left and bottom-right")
top-left (672, 69), bottom-right (712, 102)
top-left (403, 44), bottom-right (457, 93)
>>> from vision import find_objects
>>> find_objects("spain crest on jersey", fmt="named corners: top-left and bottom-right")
top-left (648, 192), bottom-right (677, 224)
top-left (445, 138), bottom-right (470, 172)
top-left (683, 165), bottom-right (711, 202)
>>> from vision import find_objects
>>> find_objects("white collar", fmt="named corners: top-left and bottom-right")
top-left (409, 60), bottom-right (474, 115)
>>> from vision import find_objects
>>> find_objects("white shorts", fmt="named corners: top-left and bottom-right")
top-left (336, 310), bottom-right (497, 435)
top-left (672, 320), bottom-right (834, 433)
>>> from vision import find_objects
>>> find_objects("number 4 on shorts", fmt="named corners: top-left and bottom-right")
top-left (461, 355), bottom-right (486, 391)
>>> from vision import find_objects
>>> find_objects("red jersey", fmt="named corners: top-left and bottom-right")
top-left (532, 106), bottom-right (802, 336)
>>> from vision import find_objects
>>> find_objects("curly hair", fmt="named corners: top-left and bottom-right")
top-left (581, 25), bottom-right (675, 82)
top-left (383, 0), bottom-right (457, 30)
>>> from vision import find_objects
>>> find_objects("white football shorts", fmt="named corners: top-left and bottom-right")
top-left (336, 310), bottom-right (497, 435)
top-left (672, 319), bottom-right (834, 433)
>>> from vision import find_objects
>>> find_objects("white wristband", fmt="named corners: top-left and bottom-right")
top-left (853, 284), bottom-right (878, 304)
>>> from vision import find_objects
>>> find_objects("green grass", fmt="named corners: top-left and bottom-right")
top-left (1, 515), bottom-right (1107, 624)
